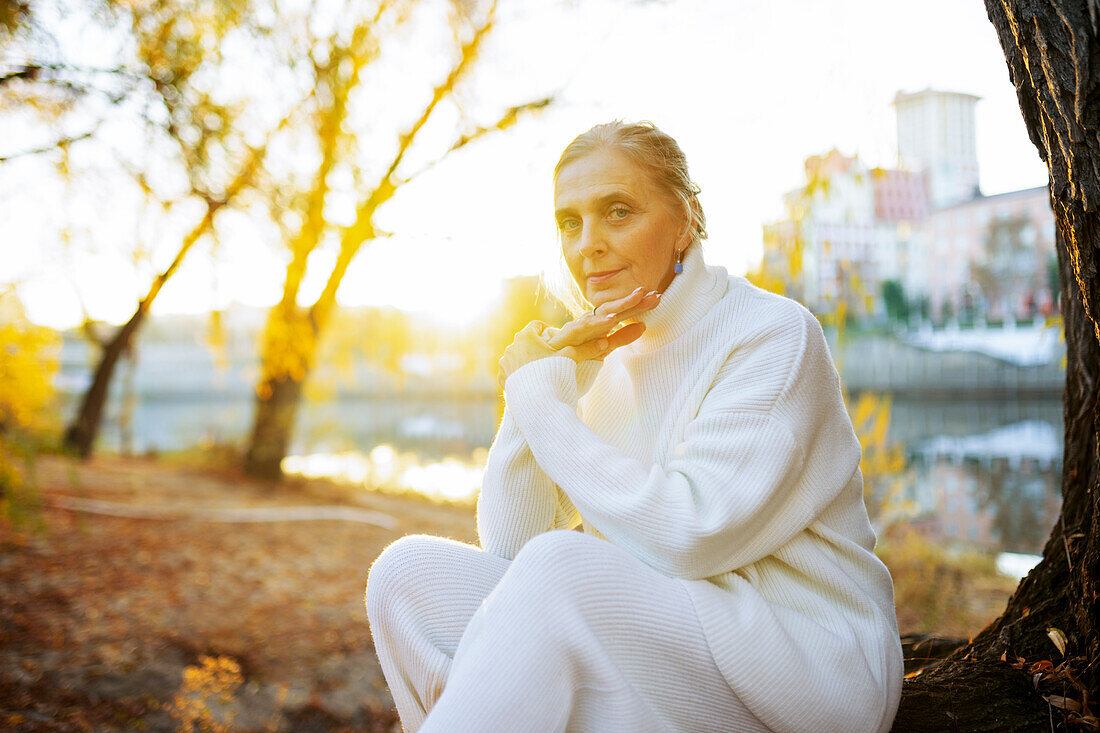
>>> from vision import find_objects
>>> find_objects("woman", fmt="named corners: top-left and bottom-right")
top-left (365, 121), bottom-right (904, 732)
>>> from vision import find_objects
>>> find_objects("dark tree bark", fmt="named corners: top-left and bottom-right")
top-left (243, 372), bottom-right (306, 481)
top-left (63, 202), bottom-right (222, 457)
top-left (63, 309), bottom-right (144, 458)
top-left (892, 2), bottom-right (1100, 730)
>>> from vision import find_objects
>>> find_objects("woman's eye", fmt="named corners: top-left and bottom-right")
top-left (558, 219), bottom-right (579, 234)
top-left (610, 207), bottom-right (630, 220)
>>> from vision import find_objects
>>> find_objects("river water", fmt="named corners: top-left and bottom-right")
top-left (57, 333), bottom-right (1065, 557)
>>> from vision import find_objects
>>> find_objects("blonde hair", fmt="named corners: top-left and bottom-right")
top-left (542, 120), bottom-right (708, 318)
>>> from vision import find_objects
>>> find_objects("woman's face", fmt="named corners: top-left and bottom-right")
top-left (554, 148), bottom-right (689, 309)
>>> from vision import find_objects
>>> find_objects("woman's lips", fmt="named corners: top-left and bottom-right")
top-left (587, 269), bottom-right (623, 284)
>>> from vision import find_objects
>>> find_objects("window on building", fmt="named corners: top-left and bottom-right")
top-left (1021, 223), bottom-right (1036, 247)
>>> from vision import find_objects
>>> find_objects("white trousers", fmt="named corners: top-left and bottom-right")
top-left (364, 529), bottom-right (766, 732)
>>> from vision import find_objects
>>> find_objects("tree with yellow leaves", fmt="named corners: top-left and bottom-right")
top-left (2, 0), bottom-right (295, 458)
top-left (242, 0), bottom-right (551, 479)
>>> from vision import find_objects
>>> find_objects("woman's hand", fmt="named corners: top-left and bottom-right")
top-left (498, 287), bottom-right (662, 390)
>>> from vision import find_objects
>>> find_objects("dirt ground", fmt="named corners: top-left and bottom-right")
top-left (0, 452), bottom-right (1018, 731)
top-left (1, 453), bottom-right (479, 732)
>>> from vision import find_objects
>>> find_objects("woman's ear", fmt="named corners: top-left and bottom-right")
top-left (677, 200), bottom-right (695, 249)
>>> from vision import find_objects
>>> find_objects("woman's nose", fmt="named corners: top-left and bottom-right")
top-left (577, 222), bottom-right (605, 257)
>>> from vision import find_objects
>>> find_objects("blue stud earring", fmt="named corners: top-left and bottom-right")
top-left (673, 249), bottom-right (683, 274)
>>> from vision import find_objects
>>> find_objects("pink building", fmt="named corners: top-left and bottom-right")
top-left (922, 186), bottom-right (1055, 321)
top-left (872, 168), bottom-right (930, 223)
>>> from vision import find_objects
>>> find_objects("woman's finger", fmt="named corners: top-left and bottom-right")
top-left (559, 339), bottom-right (610, 362)
top-left (540, 325), bottom-right (563, 348)
top-left (546, 313), bottom-right (613, 349)
top-left (603, 291), bottom-right (661, 324)
top-left (592, 288), bottom-right (661, 327)
top-left (561, 322), bottom-right (646, 362)
top-left (521, 320), bottom-right (547, 337)
top-left (549, 290), bottom-right (659, 349)
top-left (588, 322), bottom-right (645, 358)
top-left (603, 286), bottom-right (657, 314)
top-left (605, 321), bottom-right (646, 349)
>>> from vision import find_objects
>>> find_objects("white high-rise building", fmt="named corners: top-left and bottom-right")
top-left (894, 89), bottom-right (981, 208)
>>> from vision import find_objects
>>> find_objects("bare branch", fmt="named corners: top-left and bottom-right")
top-left (0, 128), bottom-right (95, 162)
top-left (0, 62), bottom-right (142, 87)
top-left (79, 318), bottom-right (109, 349)
top-left (130, 90), bottom-right (304, 320)
top-left (309, 0), bottom-right (511, 329)
top-left (381, 0), bottom-right (499, 184)
top-left (398, 95), bottom-right (552, 187)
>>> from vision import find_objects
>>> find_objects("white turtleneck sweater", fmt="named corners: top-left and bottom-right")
top-left (482, 245), bottom-right (903, 732)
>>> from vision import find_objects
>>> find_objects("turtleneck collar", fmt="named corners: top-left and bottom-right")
top-left (623, 244), bottom-right (728, 353)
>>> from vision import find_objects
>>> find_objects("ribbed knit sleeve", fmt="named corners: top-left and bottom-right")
top-left (502, 311), bottom-right (853, 580)
top-left (476, 360), bottom-right (603, 560)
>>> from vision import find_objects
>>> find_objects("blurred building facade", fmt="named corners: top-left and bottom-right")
top-left (763, 88), bottom-right (1056, 323)
top-left (922, 187), bottom-right (1056, 322)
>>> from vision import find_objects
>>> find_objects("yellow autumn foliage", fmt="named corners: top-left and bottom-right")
top-left (168, 654), bottom-right (243, 733)
top-left (876, 526), bottom-right (1016, 638)
top-left (845, 389), bottom-right (912, 526)
top-left (0, 289), bottom-right (59, 525)
top-left (0, 323), bottom-right (57, 433)
top-left (743, 265), bottom-right (788, 297)
top-left (256, 309), bottom-right (318, 395)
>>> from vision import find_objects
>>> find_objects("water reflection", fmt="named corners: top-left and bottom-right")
top-left (276, 399), bottom-right (1063, 557)
top-left (64, 369), bottom-right (1063, 555)
top-left (282, 444), bottom-right (487, 503)
top-left (905, 420), bottom-right (1061, 554)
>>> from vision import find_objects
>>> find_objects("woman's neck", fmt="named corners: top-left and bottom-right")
top-left (623, 245), bottom-right (727, 352)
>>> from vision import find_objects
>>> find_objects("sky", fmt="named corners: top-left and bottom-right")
top-left (0, 0), bottom-right (1050, 330)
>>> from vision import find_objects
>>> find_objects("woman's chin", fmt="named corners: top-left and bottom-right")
top-left (586, 283), bottom-right (634, 307)
top-left (586, 294), bottom-right (614, 309)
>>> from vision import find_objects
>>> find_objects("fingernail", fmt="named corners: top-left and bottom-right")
top-left (604, 313), bottom-right (618, 320)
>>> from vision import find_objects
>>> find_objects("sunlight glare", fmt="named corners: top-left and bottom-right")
top-left (281, 444), bottom-right (486, 502)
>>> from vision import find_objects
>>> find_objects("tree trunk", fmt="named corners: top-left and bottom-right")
top-left (891, 2), bottom-right (1100, 729)
top-left (892, 197), bottom-right (1099, 730)
top-left (242, 304), bottom-right (317, 481)
top-left (242, 372), bottom-right (307, 481)
top-left (60, 194), bottom-right (235, 458)
top-left (62, 309), bottom-right (146, 458)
